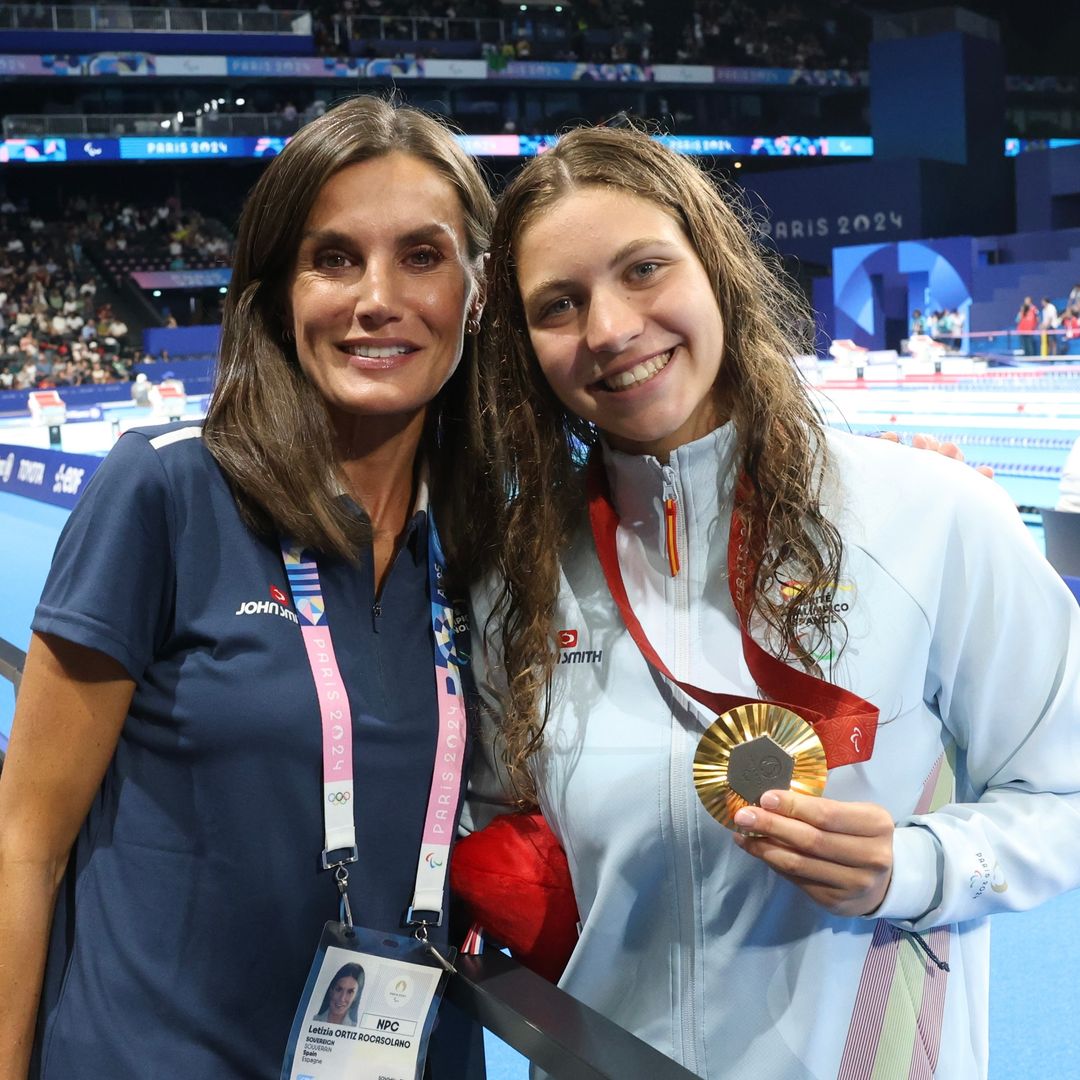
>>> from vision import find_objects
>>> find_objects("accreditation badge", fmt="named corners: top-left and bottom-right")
top-left (281, 922), bottom-right (454, 1080)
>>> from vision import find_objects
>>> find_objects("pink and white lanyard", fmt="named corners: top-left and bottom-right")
top-left (279, 516), bottom-right (468, 936)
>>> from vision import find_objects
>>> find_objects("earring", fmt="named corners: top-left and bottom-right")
top-left (282, 327), bottom-right (294, 343)
top-left (465, 317), bottom-right (481, 336)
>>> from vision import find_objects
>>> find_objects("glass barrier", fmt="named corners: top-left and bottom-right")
top-left (3, 4), bottom-right (310, 34)
top-left (2, 113), bottom-right (307, 137)
top-left (348, 14), bottom-right (505, 42)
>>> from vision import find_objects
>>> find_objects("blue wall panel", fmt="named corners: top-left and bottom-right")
top-left (143, 324), bottom-right (221, 359)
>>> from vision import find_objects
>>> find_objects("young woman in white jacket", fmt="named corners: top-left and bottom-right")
top-left (464, 124), bottom-right (1080, 1079)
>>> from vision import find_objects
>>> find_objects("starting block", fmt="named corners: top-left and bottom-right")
top-left (149, 379), bottom-right (187, 421)
top-left (28, 389), bottom-right (67, 427)
top-left (28, 390), bottom-right (67, 446)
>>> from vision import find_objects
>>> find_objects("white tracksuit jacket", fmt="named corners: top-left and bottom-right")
top-left (466, 423), bottom-right (1080, 1080)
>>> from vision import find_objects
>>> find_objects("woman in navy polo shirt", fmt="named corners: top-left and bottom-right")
top-left (0, 97), bottom-right (492, 1079)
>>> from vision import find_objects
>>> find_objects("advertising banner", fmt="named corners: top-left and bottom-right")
top-left (155, 55), bottom-right (228, 76)
top-left (0, 444), bottom-right (103, 511)
top-left (491, 60), bottom-right (647, 81)
top-left (0, 51), bottom-right (158, 76)
top-left (648, 64), bottom-right (714, 84)
top-left (0, 132), bottom-right (877, 165)
top-left (131, 269), bottom-right (232, 290)
top-left (740, 157), bottom-right (924, 265)
top-left (714, 66), bottom-right (868, 87)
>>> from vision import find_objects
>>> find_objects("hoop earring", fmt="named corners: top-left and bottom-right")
top-left (282, 327), bottom-right (295, 343)
top-left (465, 317), bottom-right (481, 336)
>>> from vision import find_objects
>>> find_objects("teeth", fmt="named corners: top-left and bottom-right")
top-left (602, 350), bottom-right (673, 391)
top-left (347, 345), bottom-right (411, 358)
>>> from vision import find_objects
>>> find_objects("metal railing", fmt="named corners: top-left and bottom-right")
top-left (0, 637), bottom-right (24, 702)
top-left (445, 947), bottom-right (699, 1078)
top-left (3, 112), bottom-right (306, 138)
top-left (960, 328), bottom-right (1080, 359)
top-left (0, 636), bottom-right (26, 766)
top-left (0, 4), bottom-right (311, 34)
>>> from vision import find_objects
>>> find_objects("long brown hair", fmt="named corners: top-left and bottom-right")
top-left (203, 95), bottom-right (495, 564)
top-left (468, 124), bottom-right (844, 798)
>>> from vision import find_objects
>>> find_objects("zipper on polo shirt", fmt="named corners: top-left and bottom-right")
top-left (371, 601), bottom-right (382, 632)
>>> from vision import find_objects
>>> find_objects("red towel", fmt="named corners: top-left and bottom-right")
top-left (451, 813), bottom-right (580, 982)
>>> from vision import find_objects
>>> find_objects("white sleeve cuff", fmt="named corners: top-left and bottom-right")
top-left (866, 823), bottom-right (943, 926)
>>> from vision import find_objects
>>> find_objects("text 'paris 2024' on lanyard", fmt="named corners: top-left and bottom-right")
top-left (276, 515), bottom-right (468, 1080)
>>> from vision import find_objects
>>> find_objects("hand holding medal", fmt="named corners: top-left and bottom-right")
top-left (692, 702), bottom-right (827, 829)
top-left (588, 456), bottom-right (891, 917)
top-left (728, 786), bottom-right (896, 918)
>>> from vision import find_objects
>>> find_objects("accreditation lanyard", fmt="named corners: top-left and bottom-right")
top-left (586, 455), bottom-right (878, 769)
top-left (280, 514), bottom-right (468, 930)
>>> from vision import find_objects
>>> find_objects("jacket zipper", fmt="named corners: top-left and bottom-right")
top-left (663, 459), bottom-right (699, 1072)
top-left (662, 465), bottom-right (681, 577)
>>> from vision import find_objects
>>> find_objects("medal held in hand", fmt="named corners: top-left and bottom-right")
top-left (693, 702), bottom-right (828, 829)
top-left (587, 453), bottom-right (878, 832)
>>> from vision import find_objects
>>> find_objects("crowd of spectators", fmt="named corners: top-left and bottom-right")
top-left (311, 0), bottom-right (501, 56)
top-left (910, 307), bottom-right (967, 351)
top-left (80, 196), bottom-right (232, 282)
top-left (0, 195), bottom-right (235, 393)
top-left (303, 0), bottom-right (866, 68)
top-left (307, 0), bottom-right (656, 68)
top-left (12, 0), bottom-right (1077, 74)
top-left (1015, 289), bottom-right (1080, 357)
top-left (0, 203), bottom-right (136, 391)
top-left (676, 0), bottom-right (867, 70)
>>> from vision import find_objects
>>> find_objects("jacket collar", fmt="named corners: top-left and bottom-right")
top-left (600, 424), bottom-right (739, 531)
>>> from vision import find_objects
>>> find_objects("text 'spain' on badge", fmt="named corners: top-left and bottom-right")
top-left (693, 702), bottom-right (828, 829)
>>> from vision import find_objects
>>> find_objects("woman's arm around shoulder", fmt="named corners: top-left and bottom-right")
top-left (0, 633), bottom-right (134, 1080)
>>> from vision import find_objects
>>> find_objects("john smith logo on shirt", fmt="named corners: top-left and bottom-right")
top-left (233, 583), bottom-right (299, 623)
top-left (558, 628), bottom-right (603, 665)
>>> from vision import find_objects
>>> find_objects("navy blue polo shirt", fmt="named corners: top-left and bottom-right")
top-left (31, 423), bottom-right (474, 1078)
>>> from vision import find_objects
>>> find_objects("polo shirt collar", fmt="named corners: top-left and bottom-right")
top-left (334, 461), bottom-right (430, 567)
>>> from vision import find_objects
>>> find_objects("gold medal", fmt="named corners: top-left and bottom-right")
top-left (693, 702), bottom-right (828, 829)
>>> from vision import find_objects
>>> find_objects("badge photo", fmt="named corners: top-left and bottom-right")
top-left (282, 923), bottom-right (455, 1080)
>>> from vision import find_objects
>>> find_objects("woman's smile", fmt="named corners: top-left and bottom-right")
top-left (340, 339), bottom-right (420, 368)
top-left (592, 347), bottom-right (676, 392)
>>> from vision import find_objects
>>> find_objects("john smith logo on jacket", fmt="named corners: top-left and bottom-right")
top-left (558, 628), bottom-right (603, 665)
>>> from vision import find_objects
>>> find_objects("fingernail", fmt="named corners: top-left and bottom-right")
top-left (734, 807), bottom-right (756, 827)
top-left (760, 792), bottom-right (781, 809)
